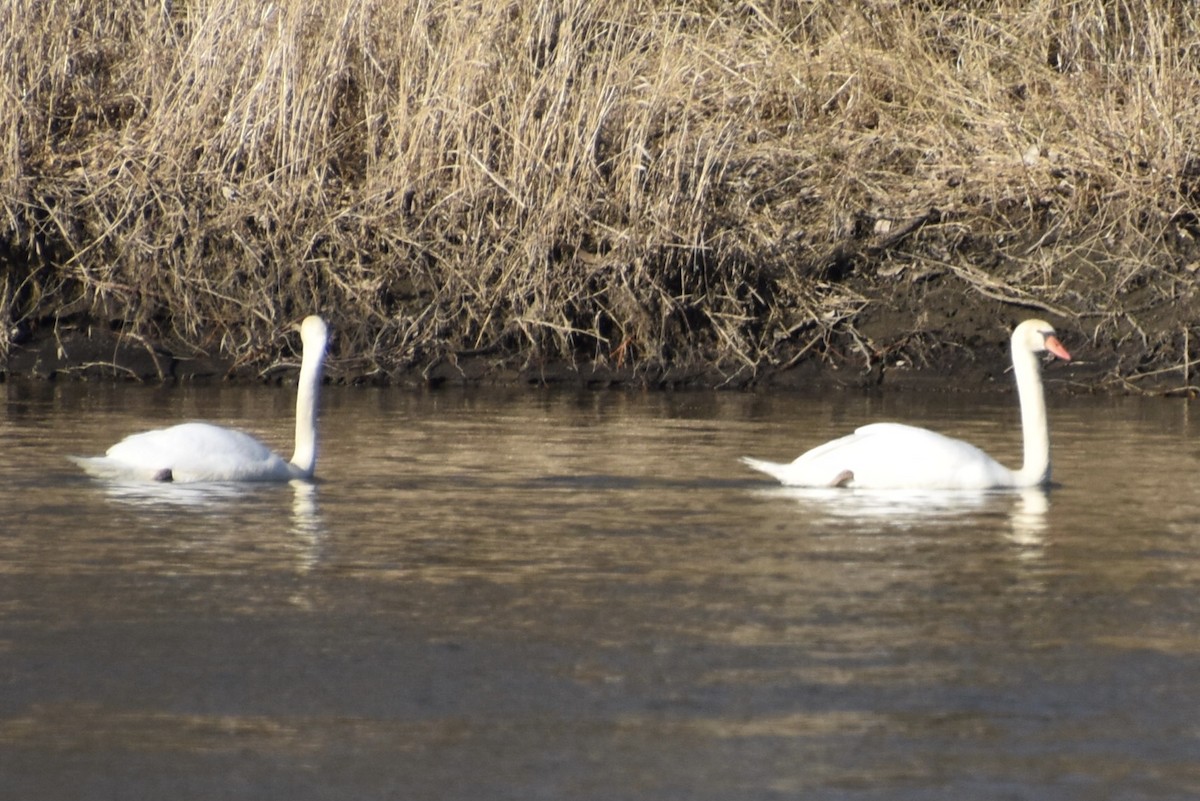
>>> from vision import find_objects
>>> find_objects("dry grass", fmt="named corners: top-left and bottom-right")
top-left (2, 0), bottom-right (1199, 385)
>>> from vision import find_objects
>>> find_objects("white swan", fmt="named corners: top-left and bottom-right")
top-left (741, 319), bottom-right (1071, 490)
top-left (73, 315), bottom-right (329, 483)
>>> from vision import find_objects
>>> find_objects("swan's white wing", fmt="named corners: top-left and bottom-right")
top-left (743, 422), bottom-right (1015, 490)
top-left (81, 422), bottom-right (294, 483)
top-left (836, 423), bottom-right (1014, 488)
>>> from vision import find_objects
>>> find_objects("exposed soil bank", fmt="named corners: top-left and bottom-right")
top-left (3, 256), bottom-right (1180, 395)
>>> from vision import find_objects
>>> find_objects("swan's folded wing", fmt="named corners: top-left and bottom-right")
top-left (745, 423), bottom-right (1013, 489)
top-left (90, 422), bottom-right (293, 482)
top-left (835, 423), bottom-right (1012, 489)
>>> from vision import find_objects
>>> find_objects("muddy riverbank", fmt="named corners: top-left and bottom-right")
top-left (2, 259), bottom-right (1178, 395)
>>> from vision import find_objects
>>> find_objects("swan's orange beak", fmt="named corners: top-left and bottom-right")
top-left (1044, 335), bottom-right (1071, 362)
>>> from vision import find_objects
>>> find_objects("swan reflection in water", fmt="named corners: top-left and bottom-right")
top-left (84, 477), bottom-right (326, 573)
top-left (755, 485), bottom-right (1050, 552)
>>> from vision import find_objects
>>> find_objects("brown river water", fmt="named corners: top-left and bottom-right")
top-left (2, 379), bottom-right (1199, 800)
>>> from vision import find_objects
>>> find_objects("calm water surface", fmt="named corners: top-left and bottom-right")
top-left (2, 379), bottom-right (1199, 800)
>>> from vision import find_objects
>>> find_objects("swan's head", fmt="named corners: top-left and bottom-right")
top-left (300, 315), bottom-right (329, 353)
top-left (1012, 318), bottom-right (1071, 362)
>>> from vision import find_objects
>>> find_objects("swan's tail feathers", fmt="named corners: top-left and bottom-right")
top-left (68, 455), bottom-right (167, 482)
top-left (69, 455), bottom-right (117, 478)
top-left (741, 456), bottom-right (793, 484)
top-left (741, 456), bottom-right (855, 488)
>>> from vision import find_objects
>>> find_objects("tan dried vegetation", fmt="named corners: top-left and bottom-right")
top-left (2, 0), bottom-right (1199, 387)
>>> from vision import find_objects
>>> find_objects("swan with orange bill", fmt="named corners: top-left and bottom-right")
top-left (741, 319), bottom-right (1071, 490)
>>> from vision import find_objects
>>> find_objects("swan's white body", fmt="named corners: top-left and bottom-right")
top-left (742, 319), bottom-right (1071, 490)
top-left (73, 315), bottom-right (328, 483)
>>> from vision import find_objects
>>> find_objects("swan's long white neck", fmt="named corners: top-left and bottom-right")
top-left (1012, 337), bottom-right (1051, 488)
top-left (288, 319), bottom-right (327, 479)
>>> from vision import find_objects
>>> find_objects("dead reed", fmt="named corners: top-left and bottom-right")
top-left (2, 0), bottom-right (1199, 386)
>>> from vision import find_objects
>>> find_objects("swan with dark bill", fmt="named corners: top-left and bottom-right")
top-left (72, 316), bottom-right (329, 483)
